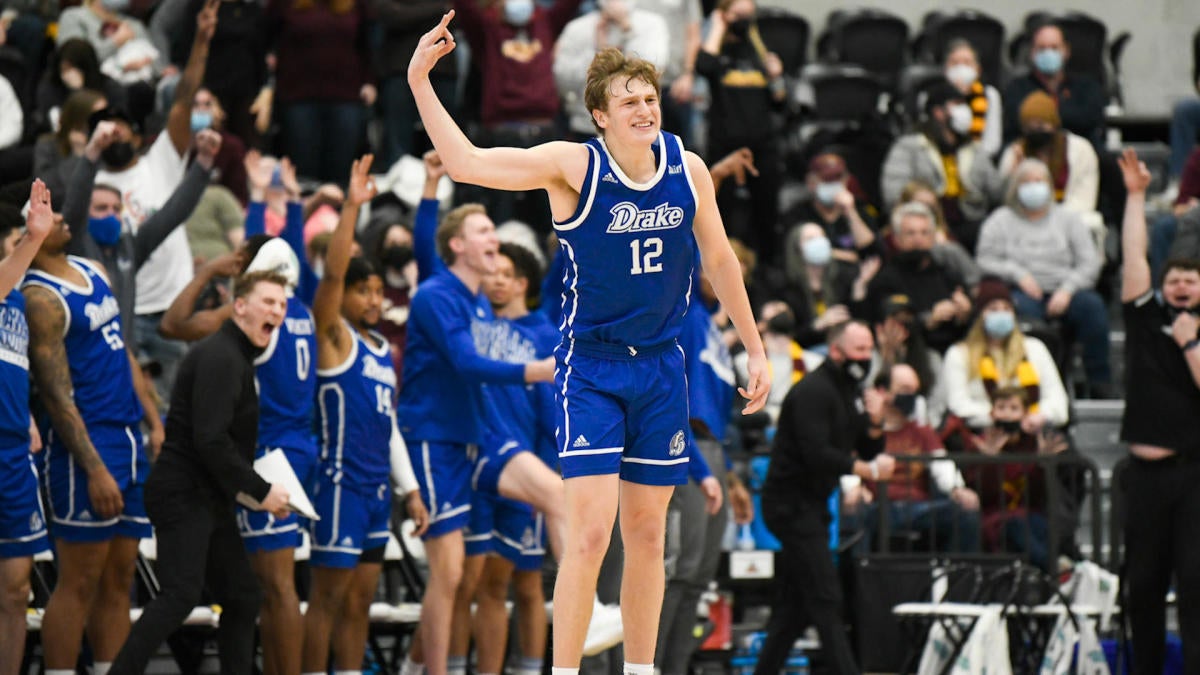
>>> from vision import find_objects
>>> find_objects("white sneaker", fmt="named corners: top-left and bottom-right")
top-left (583, 603), bottom-right (624, 656)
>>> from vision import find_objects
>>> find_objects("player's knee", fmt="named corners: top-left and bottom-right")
top-left (623, 519), bottom-right (667, 558)
top-left (478, 572), bottom-right (509, 603)
top-left (0, 575), bottom-right (30, 614)
top-left (512, 577), bottom-right (543, 607)
top-left (430, 558), bottom-right (464, 593)
top-left (52, 567), bottom-right (103, 604)
top-left (259, 572), bottom-right (298, 606)
top-left (570, 522), bottom-right (612, 562)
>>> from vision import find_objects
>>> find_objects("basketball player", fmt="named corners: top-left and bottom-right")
top-left (410, 14), bottom-right (769, 675)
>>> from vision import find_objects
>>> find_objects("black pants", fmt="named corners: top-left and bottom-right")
top-left (110, 465), bottom-right (262, 674)
top-left (1123, 455), bottom-right (1200, 675)
top-left (711, 138), bottom-right (782, 263)
top-left (754, 502), bottom-right (859, 675)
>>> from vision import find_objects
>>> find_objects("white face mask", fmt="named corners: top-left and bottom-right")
top-left (945, 63), bottom-right (978, 90)
top-left (947, 103), bottom-right (974, 135)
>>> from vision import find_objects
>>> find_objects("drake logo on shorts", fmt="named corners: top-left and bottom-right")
top-left (606, 202), bottom-right (685, 234)
top-left (29, 511), bottom-right (42, 532)
top-left (668, 430), bottom-right (686, 457)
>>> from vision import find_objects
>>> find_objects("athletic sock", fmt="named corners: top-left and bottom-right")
top-left (93, 664), bottom-right (112, 675)
top-left (552, 668), bottom-right (580, 675)
top-left (47, 670), bottom-right (75, 675)
top-left (448, 655), bottom-right (467, 675)
top-left (400, 656), bottom-right (426, 675)
top-left (515, 657), bottom-right (544, 675)
top-left (334, 671), bottom-right (363, 675)
top-left (623, 663), bottom-right (654, 675)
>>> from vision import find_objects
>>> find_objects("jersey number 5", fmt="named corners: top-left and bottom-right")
top-left (630, 237), bottom-right (663, 276)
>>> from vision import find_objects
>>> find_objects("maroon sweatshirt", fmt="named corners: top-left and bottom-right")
top-left (266, 0), bottom-right (374, 105)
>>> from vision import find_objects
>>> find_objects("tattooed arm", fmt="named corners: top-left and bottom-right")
top-left (24, 285), bottom-right (125, 519)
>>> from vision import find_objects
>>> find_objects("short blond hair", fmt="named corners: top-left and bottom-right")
top-left (436, 203), bottom-right (488, 265)
top-left (584, 48), bottom-right (662, 133)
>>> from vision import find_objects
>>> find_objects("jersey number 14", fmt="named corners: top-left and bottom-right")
top-left (630, 237), bottom-right (664, 276)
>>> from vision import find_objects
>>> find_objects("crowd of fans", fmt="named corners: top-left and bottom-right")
top-left (0, 0), bottom-right (1199, 671)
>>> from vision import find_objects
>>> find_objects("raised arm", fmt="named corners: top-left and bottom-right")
top-left (24, 285), bottom-right (125, 519)
top-left (133, 130), bottom-right (221, 269)
top-left (159, 252), bottom-right (243, 340)
top-left (415, 150), bottom-right (448, 282)
top-left (167, 0), bottom-right (219, 155)
top-left (312, 155), bottom-right (375, 346)
top-left (0, 181), bottom-right (53, 297)
top-left (686, 151), bottom-right (768, 414)
top-left (1119, 147), bottom-right (1154, 302)
top-left (407, 12), bottom-right (578, 192)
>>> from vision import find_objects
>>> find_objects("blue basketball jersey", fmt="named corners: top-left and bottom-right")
top-left (317, 321), bottom-right (395, 488)
top-left (0, 289), bottom-right (30, 448)
top-left (255, 296), bottom-right (317, 451)
top-left (553, 132), bottom-right (697, 352)
top-left (22, 257), bottom-right (142, 428)
top-left (479, 312), bottom-right (560, 463)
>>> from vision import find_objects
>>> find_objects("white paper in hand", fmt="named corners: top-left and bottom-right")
top-left (235, 449), bottom-right (320, 520)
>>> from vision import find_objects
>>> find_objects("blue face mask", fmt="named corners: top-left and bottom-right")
top-left (983, 310), bottom-right (1015, 339)
top-left (504, 0), bottom-right (534, 26)
top-left (815, 181), bottom-right (842, 206)
top-left (1017, 181), bottom-right (1052, 211)
top-left (801, 236), bottom-right (832, 266)
top-left (190, 110), bottom-right (213, 133)
top-left (1033, 48), bottom-right (1064, 75)
top-left (88, 214), bottom-right (122, 246)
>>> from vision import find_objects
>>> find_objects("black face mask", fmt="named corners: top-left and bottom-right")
top-left (101, 142), bottom-right (136, 169)
top-left (381, 244), bottom-right (414, 271)
top-left (1024, 130), bottom-right (1056, 153)
top-left (995, 419), bottom-right (1022, 434)
top-left (893, 249), bottom-right (931, 270)
top-left (842, 358), bottom-right (871, 383)
top-left (727, 18), bottom-right (752, 38)
top-left (892, 393), bottom-right (917, 417)
top-left (766, 312), bottom-right (796, 336)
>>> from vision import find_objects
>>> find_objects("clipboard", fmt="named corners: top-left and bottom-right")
top-left (235, 449), bottom-right (320, 520)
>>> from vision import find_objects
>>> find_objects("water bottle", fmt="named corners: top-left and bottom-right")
top-left (737, 524), bottom-right (756, 551)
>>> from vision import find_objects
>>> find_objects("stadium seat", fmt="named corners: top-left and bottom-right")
top-left (1008, 11), bottom-right (1124, 100)
top-left (798, 63), bottom-right (887, 123)
top-left (815, 8), bottom-right (910, 90)
top-left (895, 63), bottom-right (949, 128)
top-left (912, 9), bottom-right (1006, 87)
top-left (754, 7), bottom-right (810, 79)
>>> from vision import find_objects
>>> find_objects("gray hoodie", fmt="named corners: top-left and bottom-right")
top-left (975, 204), bottom-right (1100, 294)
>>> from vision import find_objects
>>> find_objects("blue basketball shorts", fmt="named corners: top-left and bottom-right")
top-left (0, 446), bottom-right (49, 558)
top-left (491, 498), bottom-right (545, 572)
top-left (309, 471), bottom-right (390, 568)
top-left (238, 444), bottom-right (317, 554)
top-left (406, 437), bottom-right (473, 539)
top-left (472, 435), bottom-right (526, 497)
top-left (44, 424), bottom-right (150, 542)
top-left (554, 342), bottom-right (690, 486)
top-left (464, 488), bottom-right (495, 557)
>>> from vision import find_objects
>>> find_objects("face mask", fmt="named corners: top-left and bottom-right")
top-left (100, 0), bottom-right (130, 12)
top-left (801, 236), bottom-right (832, 266)
top-left (190, 110), bottom-right (213, 133)
top-left (766, 312), bottom-right (796, 336)
top-left (727, 18), bottom-right (752, 38)
top-left (381, 244), bottom-right (414, 271)
top-left (842, 358), bottom-right (871, 384)
top-left (947, 103), bottom-right (974, 135)
top-left (88, 214), bottom-right (122, 246)
top-left (1017, 181), bottom-right (1052, 211)
top-left (61, 68), bottom-right (84, 90)
top-left (894, 249), bottom-right (931, 269)
top-left (814, 181), bottom-right (842, 206)
top-left (1033, 48), bottom-right (1063, 75)
top-left (945, 64), bottom-right (978, 90)
top-left (503, 0), bottom-right (534, 26)
top-left (1024, 130), bottom-right (1055, 153)
top-left (101, 141), bottom-right (135, 169)
top-left (994, 419), bottom-right (1022, 434)
top-left (892, 393), bottom-right (917, 417)
top-left (983, 310), bottom-right (1015, 339)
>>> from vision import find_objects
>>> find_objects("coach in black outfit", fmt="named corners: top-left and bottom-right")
top-left (756, 321), bottom-right (896, 675)
top-left (1116, 149), bottom-right (1200, 674)
top-left (111, 271), bottom-right (292, 674)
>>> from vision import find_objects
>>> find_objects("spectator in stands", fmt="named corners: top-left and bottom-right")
top-left (779, 222), bottom-right (864, 348)
top-left (184, 185), bottom-right (244, 265)
top-left (1166, 51), bottom-right (1200, 189)
top-left (372, 0), bottom-right (456, 168)
top-left (759, 320), bottom-right (892, 675)
top-left (966, 387), bottom-right (1067, 570)
top-left (943, 38), bottom-right (1002, 158)
top-left (783, 152), bottom-right (878, 261)
top-left (843, 364), bottom-right (980, 553)
top-left (32, 88), bottom-right (107, 198)
top-left (1117, 147), bottom-right (1200, 675)
top-left (867, 294), bottom-right (947, 429)
top-left (862, 202), bottom-right (973, 353)
top-left (56, 0), bottom-right (160, 77)
top-left (0, 70), bottom-right (28, 184)
top-left (881, 81), bottom-right (1004, 254)
top-left (452, 0), bottom-right (582, 232)
top-left (1150, 146), bottom-right (1200, 281)
top-left (998, 91), bottom-right (1103, 237)
top-left (698, 0), bottom-right (787, 259)
top-left (637, 0), bottom-right (703, 146)
top-left (975, 159), bottom-right (1111, 396)
top-left (734, 300), bottom-right (823, 426)
top-left (554, 0), bottom-right (668, 140)
top-left (940, 278), bottom-right (1070, 432)
top-left (265, 0), bottom-right (375, 184)
top-left (897, 180), bottom-right (980, 286)
top-left (189, 87), bottom-right (248, 205)
top-left (1001, 22), bottom-right (1105, 146)
top-left (35, 39), bottom-right (127, 134)
top-left (179, 0), bottom-right (268, 147)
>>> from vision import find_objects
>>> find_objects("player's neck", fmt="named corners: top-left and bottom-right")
top-left (603, 134), bottom-right (658, 184)
top-left (449, 262), bottom-right (482, 294)
top-left (495, 299), bottom-right (528, 320)
top-left (33, 251), bottom-right (68, 275)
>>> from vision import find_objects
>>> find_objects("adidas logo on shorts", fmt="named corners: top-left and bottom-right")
top-left (573, 435), bottom-right (590, 448)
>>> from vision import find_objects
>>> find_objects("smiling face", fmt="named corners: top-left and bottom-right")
top-left (234, 279), bottom-right (287, 348)
top-left (593, 76), bottom-right (661, 145)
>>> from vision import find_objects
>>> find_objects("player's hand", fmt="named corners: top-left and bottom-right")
top-left (87, 466), bottom-right (125, 519)
top-left (727, 474), bottom-right (754, 525)
top-left (28, 418), bottom-right (42, 454)
top-left (406, 491), bottom-right (430, 536)
top-left (524, 356), bottom-right (555, 383)
top-left (408, 11), bottom-right (457, 85)
top-left (25, 179), bottom-right (54, 243)
top-left (196, 0), bottom-right (219, 43)
top-left (193, 128), bottom-right (222, 170)
top-left (346, 154), bottom-right (377, 206)
top-left (738, 352), bottom-right (769, 415)
top-left (146, 421), bottom-right (164, 461)
top-left (423, 149), bottom-right (447, 199)
top-left (261, 483), bottom-right (291, 519)
top-left (1117, 147), bottom-right (1152, 195)
top-left (700, 476), bottom-right (723, 515)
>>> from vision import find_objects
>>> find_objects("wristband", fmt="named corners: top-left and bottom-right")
top-left (869, 460), bottom-right (879, 481)
top-left (1184, 338), bottom-right (1200, 352)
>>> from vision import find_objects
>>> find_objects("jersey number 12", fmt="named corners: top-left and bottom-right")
top-left (630, 237), bottom-right (663, 276)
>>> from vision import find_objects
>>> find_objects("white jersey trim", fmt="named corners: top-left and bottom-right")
top-left (19, 280), bottom-right (72, 339)
top-left (598, 132), bottom-right (667, 192)
top-left (554, 144), bottom-right (601, 232)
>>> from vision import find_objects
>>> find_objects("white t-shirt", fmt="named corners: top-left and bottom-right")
top-left (96, 132), bottom-right (193, 315)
